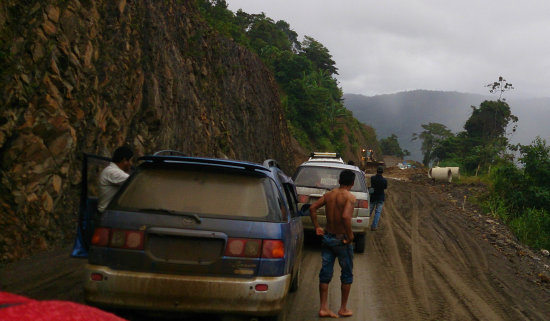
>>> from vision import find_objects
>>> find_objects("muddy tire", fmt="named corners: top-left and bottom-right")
top-left (261, 312), bottom-right (286, 321)
top-left (355, 233), bottom-right (365, 253)
top-left (289, 262), bottom-right (301, 292)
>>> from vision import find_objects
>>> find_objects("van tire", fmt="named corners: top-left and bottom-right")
top-left (289, 262), bottom-right (301, 292)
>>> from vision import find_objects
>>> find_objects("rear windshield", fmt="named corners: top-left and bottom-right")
top-left (293, 166), bottom-right (366, 192)
top-left (111, 168), bottom-right (281, 220)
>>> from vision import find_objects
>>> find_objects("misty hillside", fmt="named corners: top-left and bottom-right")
top-left (344, 90), bottom-right (550, 162)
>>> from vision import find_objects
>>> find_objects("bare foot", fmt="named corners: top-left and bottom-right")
top-left (319, 309), bottom-right (339, 318)
top-left (338, 309), bottom-right (353, 317)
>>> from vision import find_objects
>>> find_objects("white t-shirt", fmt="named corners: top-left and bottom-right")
top-left (98, 162), bottom-right (129, 213)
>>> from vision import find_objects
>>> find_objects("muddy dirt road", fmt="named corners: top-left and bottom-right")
top-left (2, 178), bottom-right (549, 320)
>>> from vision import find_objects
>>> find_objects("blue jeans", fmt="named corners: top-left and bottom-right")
top-left (319, 234), bottom-right (354, 284)
top-left (370, 200), bottom-right (384, 228)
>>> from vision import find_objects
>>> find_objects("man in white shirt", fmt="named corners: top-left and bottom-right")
top-left (98, 146), bottom-right (133, 213)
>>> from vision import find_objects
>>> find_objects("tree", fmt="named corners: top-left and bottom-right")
top-left (380, 134), bottom-right (406, 158)
top-left (412, 122), bottom-right (453, 166)
top-left (463, 100), bottom-right (518, 172)
top-left (275, 20), bottom-right (301, 53)
top-left (464, 100), bottom-right (517, 140)
top-left (247, 18), bottom-right (292, 52)
top-left (300, 36), bottom-right (338, 76)
top-left (486, 76), bottom-right (514, 101)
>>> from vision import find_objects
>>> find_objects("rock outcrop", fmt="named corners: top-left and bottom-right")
top-left (0, 0), bottom-right (294, 262)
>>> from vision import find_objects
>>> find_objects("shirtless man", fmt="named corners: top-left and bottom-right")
top-left (309, 169), bottom-right (356, 318)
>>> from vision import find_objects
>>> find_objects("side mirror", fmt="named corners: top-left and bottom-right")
top-left (299, 204), bottom-right (311, 216)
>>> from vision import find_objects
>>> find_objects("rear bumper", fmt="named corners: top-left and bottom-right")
top-left (84, 264), bottom-right (290, 315)
top-left (300, 212), bottom-right (370, 234)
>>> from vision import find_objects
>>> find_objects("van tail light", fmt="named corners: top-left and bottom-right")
top-left (356, 199), bottom-right (369, 208)
top-left (225, 238), bottom-right (261, 258)
top-left (91, 227), bottom-right (144, 250)
top-left (225, 239), bottom-right (284, 259)
top-left (298, 194), bottom-right (310, 203)
top-left (91, 228), bottom-right (110, 246)
top-left (262, 240), bottom-right (285, 258)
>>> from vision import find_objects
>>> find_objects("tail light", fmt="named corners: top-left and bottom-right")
top-left (91, 227), bottom-right (144, 250)
top-left (225, 238), bottom-right (284, 259)
top-left (355, 199), bottom-right (369, 208)
top-left (298, 194), bottom-right (310, 203)
top-left (262, 240), bottom-right (285, 258)
top-left (91, 227), bottom-right (110, 246)
top-left (225, 238), bottom-right (261, 257)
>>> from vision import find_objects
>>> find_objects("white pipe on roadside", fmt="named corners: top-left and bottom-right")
top-left (430, 167), bottom-right (452, 182)
top-left (448, 167), bottom-right (460, 179)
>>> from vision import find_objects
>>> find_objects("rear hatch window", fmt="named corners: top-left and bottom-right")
top-left (111, 168), bottom-right (281, 220)
top-left (294, 166), bottom-right (366, 192)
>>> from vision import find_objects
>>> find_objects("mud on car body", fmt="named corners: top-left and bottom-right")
top-left (83, 152), bottom-right (304, 320)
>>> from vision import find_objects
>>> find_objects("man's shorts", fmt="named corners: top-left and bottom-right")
top-left (319, 233), bottom-right (354, 284)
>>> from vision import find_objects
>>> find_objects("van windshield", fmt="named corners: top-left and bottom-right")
top-left (112, 168), bottom-right (279, 219)
top-left (294, 166), bottom-right (366, 192)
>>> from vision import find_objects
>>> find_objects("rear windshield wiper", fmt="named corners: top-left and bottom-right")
top-left (137, 208), bottom-right (202, 223)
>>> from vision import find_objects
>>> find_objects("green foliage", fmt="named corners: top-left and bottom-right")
top-left (196, 1), bottom-right (250, 46)
top-left (485, 137), bottom-right (550, 249)
top-left (422, 99), bottom-right (518, 175)
top-left (509, 208), bottom-right (550, 250)
top-left (299, 36), bottom-right (338, 76)
top-left (412, 122), bottom-right (453, 166)
top-left (196, 0), bottom-right (356, 153)
top-left (380, 134), bottom-right (406, 158)
top-left (464, 100), bottom-right (518, 140)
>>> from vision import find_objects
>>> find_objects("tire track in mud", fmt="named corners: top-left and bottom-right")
top-left (369, 179), bottom-right (543, 321)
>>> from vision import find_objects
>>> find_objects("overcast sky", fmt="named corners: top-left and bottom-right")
top-left (227, 0), bottom-right (550, 98)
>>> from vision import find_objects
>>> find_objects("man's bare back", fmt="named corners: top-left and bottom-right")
top-left (321, 188), bottom-right (356, 241)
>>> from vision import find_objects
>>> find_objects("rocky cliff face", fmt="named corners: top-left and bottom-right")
top-left (0, 0), bottom-right (294, 262)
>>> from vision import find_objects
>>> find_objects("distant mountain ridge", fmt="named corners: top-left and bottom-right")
top-left (344, 90), bottom-right (550, 162)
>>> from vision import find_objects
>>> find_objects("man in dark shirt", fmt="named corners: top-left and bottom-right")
top-left (370, 166), bottom-right (388, 231)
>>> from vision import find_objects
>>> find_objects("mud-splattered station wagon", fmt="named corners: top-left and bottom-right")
top-left (84, 152), bottom-right (304, 320)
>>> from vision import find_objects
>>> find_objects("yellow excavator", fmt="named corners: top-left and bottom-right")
top-left (360, 148), bottom-right (385, 173)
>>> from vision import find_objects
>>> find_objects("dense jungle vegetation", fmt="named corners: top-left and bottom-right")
top-left (196, 0), bottom-right (376, 154)
top-left (414, 78), bottom-right (550, 250)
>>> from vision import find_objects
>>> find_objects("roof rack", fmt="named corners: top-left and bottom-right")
top-left (138, 155), bottom-right (268, 172)
top-left (263, 159), bottom-right (280, 169)
top-left (153, 150), bottom-right (188, 156)
top-left (309, 152), bottom-right (341, 158)
top-left (307, 152), bottom-right (344, 164)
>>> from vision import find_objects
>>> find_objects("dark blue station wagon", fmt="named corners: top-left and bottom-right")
top-left (84, 153), bottom-right (304, 320)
